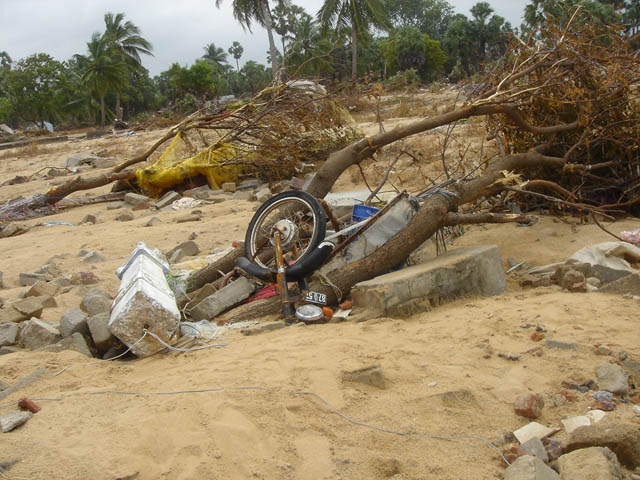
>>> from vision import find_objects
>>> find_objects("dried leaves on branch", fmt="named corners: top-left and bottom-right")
top-left (479, 18), bottom-right (640, 212)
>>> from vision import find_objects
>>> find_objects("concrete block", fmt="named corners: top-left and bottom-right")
top-left (0, 323), bottom-right (19, 347)
top-left (65, 152), bottom-right (100, 168)
top-left (0, 307), bottom-right (27, 323)
top-left (155, 191), bottom-right (180, 209)
top-left (190, 277), bottom-right (255, 321)
top-left (232, 190), bottom-right (253, 201)
top-left (80, 291), bottom-right (112, 317)
top-left (504, 455), bottom-right (559, 480)
top-left (59, 307), bottom-right (89, 337)
top-left (167, 241), bottom-right (199, 259)
top-left (41, 332), bottom-right (92, 357)
top-left (12, 297), bottom-right (43, 318)
top-left (558, 447), bottom-right (621, 480)
top-left (0, 410), bottom-right (33, 432)
top-left (351, 245), bottom-right (506, 317)
top-left (18, 272), bottom-right (48, 286)
top-left (222, 182), bottom-right (236, 193)
top-left (255, 187), bottom-right (272, 203)
top-left (109, 242), bottom-right (180, 357)
top-left (19, 318), bottom-right (61, 349)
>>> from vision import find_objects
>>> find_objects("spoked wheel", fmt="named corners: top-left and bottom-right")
top-left (245, 190), bottom-right (326, 271)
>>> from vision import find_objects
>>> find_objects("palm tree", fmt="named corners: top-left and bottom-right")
top-left (318, 0), bottom-right (389, 84)
top-left (214, 0), bottom-right (285, 80)
top-left (228, 41), bottom-right (244, 72)
top-left (103, 12), bottom-right (153, 120)
top-left (202, 43), bottom-right (228, 72)
top-left (82, 33), bottom-right (126, 127)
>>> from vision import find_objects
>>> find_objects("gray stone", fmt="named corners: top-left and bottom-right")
top-left (35, 262), bottom-right (61, 277)
top-left (168, 248), bottom-right (185, 264)
top-left (19, 319), bottom-right (61, 349)
top-left (599, 272), bottom-right (640, 295)
top-left (56, 277), bottom-right (72, 288)
top-left (351, 246), bottom-right (506, 317)
top-left (623, 360), bottom-right (640, 387)
top-left (0, 223), bottom-right (29, 239)
top-left (18, 272), bottom-right (48, 286)
top-left (183, 186), bottom-right (211, 199)
top-left (80, 290), bottom-right (112, 317)
top-left (597, 362), bottom-right (629, 395)
top-left (558, 447), bottom-right (621, 480)
top-left (241, 322), bottom-right (286, 336)
top-left (546, 340), bottom-right (577, 350)
top-left (116, 211), bottom-right (134, 222)
top-left (255, 187), bottom-right (272, 203)
top-left (232, 190), bottom-right (253, 201)
top-left (65, 152), bottom-right (100, 168)
top-left (0, 410), bottom-right (33, 432)
top-left (587, 277), bottom-right (602, 288)
top-left (503, 455), bottom-right (559, 480)
top-left (59, 308), bottom-right (89, 337)
top-left (176, 214), bottom-right (200, 223)
top-left (35, 296), bottom-right (57, 309)
top-left (87, 312), bottom-right (116, 353)
top-left (0, 323), bottom-right (19, 347)
top-left (144, 217), bottom-right (162, 227)
top-left (0, 307), bottom-right (26, 323)
top-left (91, 157), bottom-right (117, 169)
top-left (80, 214), bottom-right (100, 224)
top-left (107, 201), bottom-right (126, 210)
top-left (222, 182), bottom-right (236, 193)
top-left (0, 346), bottom-right (20, 355)
top-left (156, 191), bottom-right (180, 209)
top-left (342, 364), bottom-right (386, 389)
top-left (190, 277), bottom-right (255, 321)
top-left (124, 192), bottom-right (151, 206)
top-left (168, 240), bottom-right (199, 259)
top-left (70, 271), bottom-right (100, 285)
top-left (520, 437), bottom-right (549, 463)
top-left (41, 332), bottom-right (92, 357)
top-left (237, 179), bottom-right (260, 190)
top-left (25, 280), bottom-right (58, 298)
top-left (81, 250), bottom-right (105, 263)
top-left (565, 423), bottom-right (640, 468)
top-left (12, 297), bottom-right (43, 318)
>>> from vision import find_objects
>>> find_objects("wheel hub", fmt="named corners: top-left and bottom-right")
top-left (272, 219), bottom-right (297, 246)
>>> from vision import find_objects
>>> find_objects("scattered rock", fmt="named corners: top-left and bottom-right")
top-left (558, 447), bottom-right (621, 480)
top-left (0, 410), bottom-right (33, 433)
top-left (520, 436), bottom-right (549, 462)
top-left (64, 152), bottom-right (100, 168)
top-left (25, 280), bottom-right (58, 298)
top-left (81, 214), bottom-right (100, 225)
top-left (255, 187), bottom-right (272, 203)
top-left (503, 455), bottom-right (559, 480)
top-left (190, 277), bottom-right (255, 321)
top-left (595, 345), bottom-right (613, 356)
top-left (155, 191), bottom-right (180, 209)
top-left (562, 410), bottom-right (607, 434)
top-left (12, 297), bottom-right (43, 319)
top-left (0, 223), bottom-right (29, 239)
top-left (515, 393), bottom-right (545, 419)
top-left (0, 323), bottom-right (19, 347)
top-left (587, 277), bottom-right (602, 288)
top-left (59, 308), bottom-right (89, 337)
top-left (124, 193), bottom-right (151, 206)
top-left (116, 211), bottom-right (134, 222)
top-left (0, 306), bottom-right (27, 323)
top-left (87, 312), bottom-right (117, 354)
top-left (551, 394), bottom-right (567, 408)
top-left (42, 332), bottom-right (92, 357)
top-left (19, 319), bottom-right (61, 350)
top-left (35, 295), bottom-right (57, 309)
top-left (520, 275), bottom-right (552, 288)
top-left (546, 340), bottom-right (577, 350)
top-left (232, 190), bottom-right (253, 201)
top-left (168, 248), bottom-right (185, 264)
top-left (18, 272), bottom-right (48, 286)
top-left (597, 362), bottom-right (629, 395)
top-left (107, 201), bottom-right (126, 210)
top-left (513, 422), bottom-right (557, 444)
top-left (176, 214), bottom-right (200, 223)
top-left (342, 364), bottom-right (386, 389)
top-left (531, 331), bottom-right (546, 341)
top-left (222, 182), bottom-right (236, 193)
top-left (565, 423), bottom-right (640, 468)
top-left (70, 271), bottom-right (100, 285)
top-left (543, 438), bottom-right (564, 462)
top-left (0, 346), bottom-right (20, 355)
top-left (91, 157), bottom-right (117, 169)
top-left (558, 268), bottom-right (586, 290)
top-left (499, 352), bottom-right (521, 361)
top-left (81, 250), bottom-right (105, 263)
top-left (80, 291), bottom-right (112, 317)
top-left (144, 217), bottom-right (162, 227)
top-left (168, 240), bottom-right (199, 258)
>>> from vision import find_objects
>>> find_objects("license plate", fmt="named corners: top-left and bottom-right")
top-left (304, 291), bottom-right (327, 305)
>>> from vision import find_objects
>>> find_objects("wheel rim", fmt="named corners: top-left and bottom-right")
top-left (248, 197), bottom-right (319, 269)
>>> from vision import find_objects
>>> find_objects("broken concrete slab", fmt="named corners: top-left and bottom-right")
top-left (597, 362), bottom-right (629, 395)
top-left (599, 273), bottom-right (640, 296)
top-left (167, 241), bottom-right (199, 259)
top-left (156, 191), bottom-right (180, 209)
top-left (25, 280), bottom-right (58, 298)
top-left (12, 297), bottom-right (43, 319)
top-left (59, 308), bottom-right (89, 337)
top-left (80, 291), bottom-right (112, 317)
top-left (503, 454), bottom-right (559, 480)
top-left (19, 319), bottom-right (61, 350)
top-left (189, 277), bottom-right (255, 321)
top-left (514, 422), bottom-right (557, 444)
top-left (124, 193), bottom-right (151, 206)
top-left (65, 153), bottom-right (100, 168)
top-left (41, 332), bottom-right (92, 357)
top-left (558, 447), bottom-right (621, 480)
top-left (520, 436), bottom-right (549, 463)
top-left (109, 242), bottom-right (180, 357)
top-left (18, 272), bottom-right (48, 286)
top-left (351, 245), bottom-right (506, 317)
top-left (0, 307), bottom-right (27, 323)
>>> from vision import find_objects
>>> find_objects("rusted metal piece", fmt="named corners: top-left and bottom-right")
top-left (18, 397), bottom-right (41, 414)
top-left (273, 231), bottom-right (294, 324)
top-left (320, 199), bottom-right (342, 237)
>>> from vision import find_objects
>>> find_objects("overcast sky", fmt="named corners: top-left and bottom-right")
top-left (0, 0), bottom-right (529, 77)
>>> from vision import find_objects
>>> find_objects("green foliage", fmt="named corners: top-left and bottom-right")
top-left (384, 0), bottom-right (454, 39)
top-left (228, 41), bottom-right (244, 71)
top-left (381, 26), bottom-right (447, 82)
top-left (202, 43), bottom-right (228, 72)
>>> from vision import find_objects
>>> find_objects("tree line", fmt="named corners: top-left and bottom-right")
top-left (0, 0), bottom-right (638, 130)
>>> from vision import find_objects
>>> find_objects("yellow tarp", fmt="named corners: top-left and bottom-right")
top-left (135, 133), bottom-right (244, 197)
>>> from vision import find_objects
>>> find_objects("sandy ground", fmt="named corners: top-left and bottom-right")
top-left (0, 117), bottom-right (640, 479)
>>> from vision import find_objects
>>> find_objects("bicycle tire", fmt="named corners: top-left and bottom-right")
top-left (244, 190), bottom-right (327, 272)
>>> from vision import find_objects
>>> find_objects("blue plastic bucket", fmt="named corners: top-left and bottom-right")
top-left (351, 204), bottom-right (380, 224)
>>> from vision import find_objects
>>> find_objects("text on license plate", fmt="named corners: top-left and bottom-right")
top-left (304, 291), bottom-right (327, 305)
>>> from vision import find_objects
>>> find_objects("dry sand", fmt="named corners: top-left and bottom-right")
top-left (0, 122), bottom-right (639, 480)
